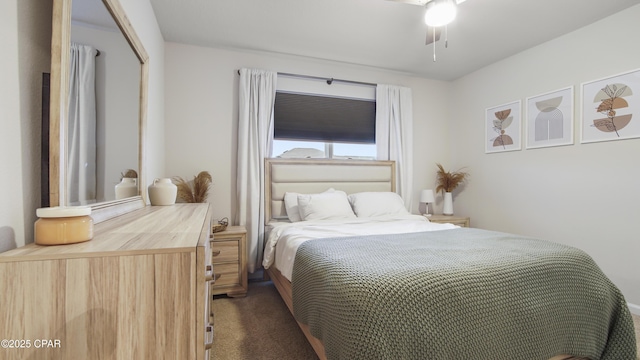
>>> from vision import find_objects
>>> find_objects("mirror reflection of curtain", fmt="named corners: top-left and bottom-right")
top-left (375, 84), bottom-right (414, 211)
top-left (67, 42), bottom-right (97, 205)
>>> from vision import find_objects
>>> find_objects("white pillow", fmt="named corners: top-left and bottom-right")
top-left (284, 192), bottom-right (303, 222)
top-left (348, 192), bottom-right (410, 217)
top-left (284, 188), bottom-right (334, 222)
top-left (297, 190), bottom-right (356, 221)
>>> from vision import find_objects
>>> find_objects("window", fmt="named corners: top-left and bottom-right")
top-left (332, 143), bottom-right (376, 159)
top-left (272, 89), bottom-right (376, 159)
top-left (272, 140), bottom-right (325, 159)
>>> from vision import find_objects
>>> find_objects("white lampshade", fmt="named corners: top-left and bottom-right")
top-left (424, 0), bottom-right (457, 27)
top-left (420, 189), bottom-right (435, 203)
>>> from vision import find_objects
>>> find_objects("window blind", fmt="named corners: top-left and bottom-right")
top-left (274, 91), bottom-right (376, 144)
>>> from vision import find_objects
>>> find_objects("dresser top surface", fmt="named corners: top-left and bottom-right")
top-left (0, 203), bottom-right (211, 262)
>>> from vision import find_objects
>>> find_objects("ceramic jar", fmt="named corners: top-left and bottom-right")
top-left (148, 178), bottom-right (177, 206)
top-left (115, 177), bottom-right (137, 199)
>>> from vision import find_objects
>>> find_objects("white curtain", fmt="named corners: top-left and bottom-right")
top-left (236, 68), bottom-right (277, 273)
top-left (375, 84), bottom-right (414, 210)
top-left (67, 43), bottom-right (97, 205)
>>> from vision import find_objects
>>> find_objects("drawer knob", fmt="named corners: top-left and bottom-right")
top-left (212, 250), bottom-right (221, 257)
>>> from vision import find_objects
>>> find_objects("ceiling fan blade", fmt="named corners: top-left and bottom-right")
top-left (425, 26), bottom-right (442, 45)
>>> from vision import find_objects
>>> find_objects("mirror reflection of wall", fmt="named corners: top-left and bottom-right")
top-left (70, 0), bottom-right (140, 204)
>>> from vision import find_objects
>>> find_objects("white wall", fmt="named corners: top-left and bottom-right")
top-left (0, 0), bottom-right (23, 251)
top-left (450, 5), bottom-right (640, 310)
top-left (0, 0), bottom-right (163, 248)
top-left (0, 0), bottom-right (52, 249)
top-left (163, 44), bottom-right (452, 222)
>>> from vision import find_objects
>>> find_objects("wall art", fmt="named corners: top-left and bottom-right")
top-left (485, 100), bottom-right (521, 153)
top-left (525, 86), bottom-right (574, 149)
top-left (581, 68), bottom-right (640, 143)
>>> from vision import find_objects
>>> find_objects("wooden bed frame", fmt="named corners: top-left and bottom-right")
top-left (263, 158), bottom-right (580, 360)
top-left (264, 158), bottom-right (395, 360)
top-left (264, 158), bottom-right (396, 222)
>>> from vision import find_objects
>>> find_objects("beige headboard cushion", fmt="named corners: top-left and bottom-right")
top-left (265, 158), bottom-right (396, 220)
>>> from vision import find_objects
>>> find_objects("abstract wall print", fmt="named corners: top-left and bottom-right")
top-left (581, 68), bottom-right (640, 143)
top-left (485, 100), bottom-right (521, 153)
top-left (526, 87), bottom-right (574, 149)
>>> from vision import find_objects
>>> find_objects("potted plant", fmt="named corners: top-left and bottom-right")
top-left (173, 171), bottom-right (213, 203)
top-left (435, 163), bottom-right (469, 215)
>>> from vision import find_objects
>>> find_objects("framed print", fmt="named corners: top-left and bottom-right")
top-left (525, 86), bottom-right (574, 149)
top-left (581, 68), bottom-right (640, 143)
top-left (485, 100), bottom-right (521, 153)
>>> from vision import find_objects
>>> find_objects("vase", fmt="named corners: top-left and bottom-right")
top-left (115, 177), bottom-right (137, 199)
top-left (443, 192), bottom-right (454, 215)
top-left (148, 178), bottom-right (177, 206)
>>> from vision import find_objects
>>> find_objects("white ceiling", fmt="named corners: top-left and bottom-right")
top-left (147, 0), bottom-right (639, 81)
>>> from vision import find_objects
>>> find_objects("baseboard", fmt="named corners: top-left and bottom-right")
top-left (628, 302), bottom-right (640, 316)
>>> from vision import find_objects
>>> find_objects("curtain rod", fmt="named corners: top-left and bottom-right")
top-left (236, 69), bottom-right (376, 87)
top-left (71, 41), bottom-right (101, 56)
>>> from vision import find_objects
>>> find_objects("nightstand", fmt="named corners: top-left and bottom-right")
top-left (426, 214), bottom-right (470, 227)
top-left (211, 225), bottom-right (248, 297)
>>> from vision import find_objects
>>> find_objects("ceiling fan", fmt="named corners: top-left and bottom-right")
top-left (389, 0), bottom-right (469, 60)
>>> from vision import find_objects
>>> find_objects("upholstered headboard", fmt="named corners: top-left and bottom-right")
top-left (265, 158), bottom-right (396, 221)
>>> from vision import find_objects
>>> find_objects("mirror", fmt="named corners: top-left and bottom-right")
top-left (71, 0), bottom-right (140, 205)
top-left (49, 0), bottom-right (148, 222)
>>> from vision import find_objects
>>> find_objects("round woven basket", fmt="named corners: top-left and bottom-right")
top-left (212, 217), bottom-right (229, 233)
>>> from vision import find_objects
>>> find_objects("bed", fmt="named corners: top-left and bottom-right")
top-left (262, 158), bottom-right (637, 360)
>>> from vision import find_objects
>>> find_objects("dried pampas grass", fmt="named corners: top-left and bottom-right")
top-left (435, 163), bottom-right (469, 194)
top-left (174, 171), bottom-right (212, 203)
top-left (120, 169), bottom-right (138, 179)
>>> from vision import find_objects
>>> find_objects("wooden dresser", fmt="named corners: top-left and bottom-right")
top-left (0, 204), bottom-right (214, 360)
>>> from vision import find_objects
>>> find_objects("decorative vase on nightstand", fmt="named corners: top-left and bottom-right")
top-left (443, 192), bottom-right (453, 215)
top-left (435, 163), bottom-right (468, 216)
top-left (148, 178), bottom-right (177, 206)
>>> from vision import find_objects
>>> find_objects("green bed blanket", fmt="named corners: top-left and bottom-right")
top-left (291, 228), bottom-right (637, 360)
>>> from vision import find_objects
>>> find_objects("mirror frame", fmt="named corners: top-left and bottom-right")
top-left (50, 0), bottom-right (148, 223)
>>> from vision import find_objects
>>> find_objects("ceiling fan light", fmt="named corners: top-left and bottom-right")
top-left (424, 0), bottom-right (457, 27)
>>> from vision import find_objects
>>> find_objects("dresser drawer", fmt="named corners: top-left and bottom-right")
top-left (211, 241), bottom-right (239, 263)
top-left (214, 262), bottom-right (241, 286)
